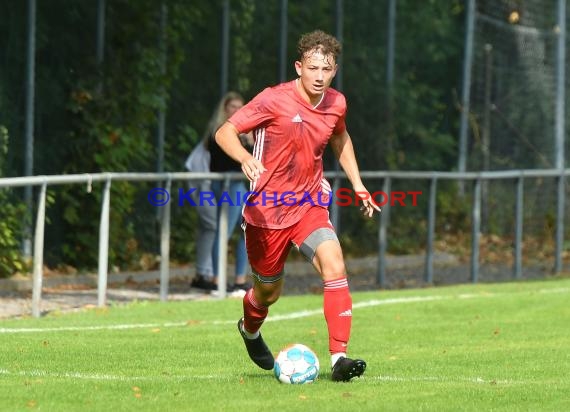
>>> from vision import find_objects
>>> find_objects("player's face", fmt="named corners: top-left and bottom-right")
top-left (295, 50), bottom-right (337, 103)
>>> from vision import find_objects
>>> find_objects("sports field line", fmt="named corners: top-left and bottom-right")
top-left (0, 368), bottom-right (526, 386)
top-left (372, 375), bottom-right (526, 385)
top-left (0, 295), bottom-right (441, 334)
top-left (0, 287), bottom-right (567, 335)
top-left (0, 368), bottom-right (218, 381)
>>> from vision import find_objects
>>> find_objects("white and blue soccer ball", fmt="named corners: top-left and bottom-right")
top-left (273, 343), bottom-right (320, 384)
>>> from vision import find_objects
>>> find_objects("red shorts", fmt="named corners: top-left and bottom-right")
top-left (244, 206), bottom-right (335, 278)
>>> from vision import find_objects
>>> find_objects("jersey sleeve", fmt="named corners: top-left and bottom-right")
top-left (332, 93), bottom-right (347, 135)
top-left (228, 88), bottom-right (274, 133)
top-left (333, 110), bottom-right (347, 135)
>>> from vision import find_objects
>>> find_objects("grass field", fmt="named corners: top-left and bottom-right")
top-left (1, 278), bottom-right (569, 411)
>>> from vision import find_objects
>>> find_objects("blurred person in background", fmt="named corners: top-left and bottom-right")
top-left (190, 91), bottom-right (252, 293)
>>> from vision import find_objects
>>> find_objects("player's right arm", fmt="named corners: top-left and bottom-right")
top-left (215, 121), bottom-right (266, 182)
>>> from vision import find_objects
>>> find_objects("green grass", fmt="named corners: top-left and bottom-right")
top-left (1, 278), bottom-right (569, 412)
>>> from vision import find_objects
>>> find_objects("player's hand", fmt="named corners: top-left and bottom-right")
top-left (359, 199), bottom-right (381, 218)
top-left (354, 184), bottom-right (381, 218)
top-left (240, 156), bottom-right (267, 182)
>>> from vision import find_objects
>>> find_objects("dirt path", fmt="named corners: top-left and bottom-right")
top-left (0, 253), bottom-right (552, 319)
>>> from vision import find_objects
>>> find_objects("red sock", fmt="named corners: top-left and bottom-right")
top-left (323, 277), bottom-right (352, 355)
top-left (243, 288), bottom-right (268, 334)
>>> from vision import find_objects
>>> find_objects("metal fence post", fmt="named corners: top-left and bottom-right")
top-left (514, 175), bottom-right (524, 279)
top-left (96, 0), bottom-right (105, 72)
top-left (377, 177), bottom-right (391, 287)
top-left (555, 174), bottom-right (565, 273)
top-left (31, 182), bottom-right (46, 318)
top-left (555, 0), bottom-right (566, 172)
top-left (458, 0), bottom-right (476, 195)
top-left (220, 0), bottom-right (230, 97)
top-left (554, 0), bottom-right (566, 274)
top-left (159, 176), bottom-right (171, 301)
top-left (216, 176), bottom-right (230, 299)
top-left (156, 2), bottom-right (167, 175)
top-left (23, 0), bottom-right (37, 259)
top-left (97, 177), bottom-right (111, 307)
top-left (278, 0), bottom-right (288, 83)
top-left (424, 176), bottom-right (437, 284)
top-left (470, 178), bottom-right (481, 283)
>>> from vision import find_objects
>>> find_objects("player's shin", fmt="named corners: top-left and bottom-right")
top-left (242, 288), bottom-right (268, 336)
top-left (323, 277), bottom-right (352, 362)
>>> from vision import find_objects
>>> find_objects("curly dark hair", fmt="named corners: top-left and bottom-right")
top-left (297, 30), bottom-right (342, 61)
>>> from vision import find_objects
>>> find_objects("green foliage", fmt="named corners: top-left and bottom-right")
top-left (0, 199), bottom-right (27, 277)
top-left (55, 0), bottom-right (199, 270)
top-left (435, 181), bottom-right (471, 234)
top-left (387, 0), bottom-right (464, 171)
top-left (2, 0), bottom-right (552, 274)
top-left (231, 0), bottom-right (255, 93)
top-left (0, 125), bottom-right (27, 277)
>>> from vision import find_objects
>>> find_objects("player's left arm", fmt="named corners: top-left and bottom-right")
top-left (330, 130), bottom-right (381, 218)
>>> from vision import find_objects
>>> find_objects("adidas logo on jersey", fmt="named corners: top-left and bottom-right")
top-left (292, 113), bottom-right (303, 123)
top-left (338, 309), bottom-right (352, 317)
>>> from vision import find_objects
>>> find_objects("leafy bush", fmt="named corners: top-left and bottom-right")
top-left (0, 126), bottom-right (27, 277)
top-left (51, 0), bottom-right (200, 271)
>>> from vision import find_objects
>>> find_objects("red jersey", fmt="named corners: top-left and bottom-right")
top-left (229, 80), bottom-right (347, 229)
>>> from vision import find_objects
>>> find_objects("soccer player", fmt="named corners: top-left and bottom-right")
top-left (215, 29), bottom-right (380, 382)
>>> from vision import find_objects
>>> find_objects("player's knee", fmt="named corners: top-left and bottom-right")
top-left (254, 281), bottom-right (283, 306)
top-left (256, 289), bottom-right (280, 306)
top-left (320, 261), bottom-right (346, 280)
top-left (264, 293), bottom-right (281, 306)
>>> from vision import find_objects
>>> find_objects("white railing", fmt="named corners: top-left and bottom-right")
top-left (1, 168), bottom-right (568, 317)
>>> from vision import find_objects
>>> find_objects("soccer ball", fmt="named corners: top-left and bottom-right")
top-left (273, 343), bottom-right (320, 384)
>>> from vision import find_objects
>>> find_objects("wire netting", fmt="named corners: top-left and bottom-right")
top-left (470, 0), bottom-right (560, 170)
